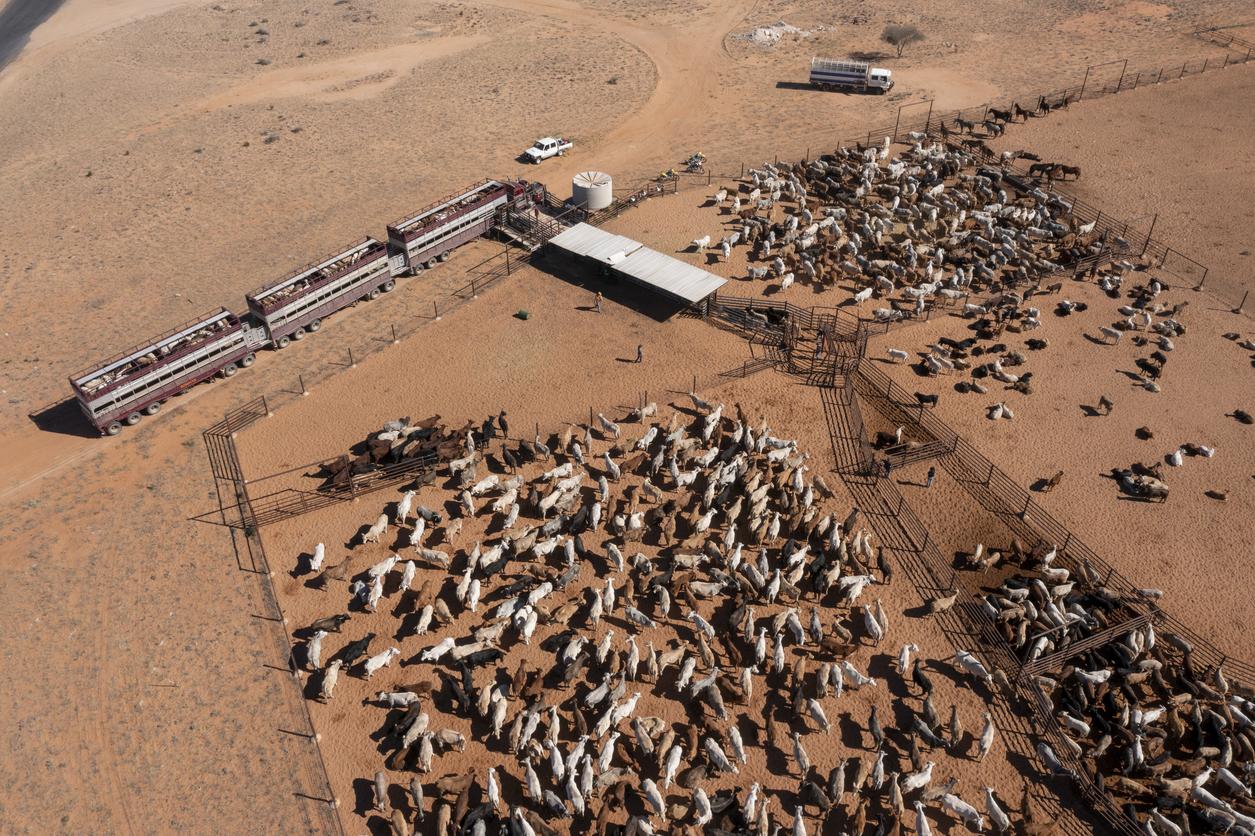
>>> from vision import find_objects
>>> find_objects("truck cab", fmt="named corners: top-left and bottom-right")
top-left (869, 69), bottom-right (893, 91)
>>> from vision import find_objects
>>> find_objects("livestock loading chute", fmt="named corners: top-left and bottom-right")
top-left (385, 179), bottom-right (537, 275)
top-left (70, 308), bottom-right (263, 435)
top-left (246, 237), bottom-right (392, 348)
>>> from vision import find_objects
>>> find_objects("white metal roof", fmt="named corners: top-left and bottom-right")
top-left (549, 223), bottom-right (726, 304)
top-left (615, 247), bottom-right (727, 303)
top-left (549, 223), bottom-right (643, 266)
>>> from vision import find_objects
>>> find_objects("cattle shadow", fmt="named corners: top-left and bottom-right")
top-left (1078, 404), bottom-right (1103, 417)
top-left (838, 710), bottom-right (868, 751)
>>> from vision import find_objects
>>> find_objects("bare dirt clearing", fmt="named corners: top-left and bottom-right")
top-left (1, 0), bottom-right (1254, 831)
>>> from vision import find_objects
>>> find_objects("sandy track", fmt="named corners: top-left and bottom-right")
top-left (473, 0), bottom-right (759, 183)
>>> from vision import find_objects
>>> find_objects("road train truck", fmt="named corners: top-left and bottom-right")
top-left (69, 177), bottom-right (547, 435)
top-left (70, 308), bottom-right (264, 435)
top-left (809, 57), bottom-right (894, 93)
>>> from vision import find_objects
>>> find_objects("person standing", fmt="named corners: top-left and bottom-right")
top-left (926, 466), bottom-right (936, 488)
top-left (594, 291), bottom-right (603, 314)
top-left (635, 344), bottom-right (643, 364)
top-left (883, 458), bottom-right (893, 479)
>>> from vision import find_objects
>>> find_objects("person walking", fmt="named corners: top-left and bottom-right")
top-left (594, 291), bottom-right (603, 314)
top-left (926, 466), bottom-right (936, 489)
top-left (635, 344), bottom-right (643, 364)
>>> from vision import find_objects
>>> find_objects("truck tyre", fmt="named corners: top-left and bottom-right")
top-left (425, 258), bottom-right (438, 269)
top-left (438, 251), bottom-right (450, 263)
top-left (307, 320), bottom-right (321, 333)
top-left (125, 412), bottom-right (142, 426)
top-left (275, 335), bottom-right (291, 349)
top-left (241, 352), bottom-right (256, 366)
top-left (223, 363), bottom-right (238, 377)
top-left (143, 402), bottom-right (162, 416)
top-left (382, 280), bottom-right (396, 292)
top-left (292, 328), bottom-right (306, 340)
top-left (558, 149), bottom-right (565, 156)
top-left (367, 288), bottom-right (381, 301)
top-left (106, 422), bottom-right (123, 436)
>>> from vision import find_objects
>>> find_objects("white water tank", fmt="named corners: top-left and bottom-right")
top-left (572, 171), bottom-right (613, 210)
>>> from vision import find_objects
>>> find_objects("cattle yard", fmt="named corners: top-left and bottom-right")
top-left (5, 6), bottom-right (1255, 835)
top-left (197, 59), bottom-right (1255, 834)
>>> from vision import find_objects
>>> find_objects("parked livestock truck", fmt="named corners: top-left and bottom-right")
top-left (70, 177), bottom-right (550, 435)
top-left (246, 238), bottom-right (392, 349)
top-left (386, 179), bottom-right (536, 275)
top-left (70, 308), bottom-right (264, 435)
top-left (809, 57), bottom-right (893, 93)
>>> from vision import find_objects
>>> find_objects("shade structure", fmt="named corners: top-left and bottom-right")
top-left (547, 223), bottom-right (727, 305)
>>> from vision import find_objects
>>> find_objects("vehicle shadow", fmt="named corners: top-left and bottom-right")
top-left (28, 397), bottom-right (98, 438)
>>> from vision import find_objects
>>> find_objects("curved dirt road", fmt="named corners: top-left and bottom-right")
top-left (475, 0), bottom-right (758, 183)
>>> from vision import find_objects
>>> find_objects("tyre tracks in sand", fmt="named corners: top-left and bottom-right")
top-left (472, 0), bottom-right (759, 181)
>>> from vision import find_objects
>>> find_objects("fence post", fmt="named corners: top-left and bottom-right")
top-left (1079, 65), bottom-right (1092, 99)
top-left (1195, 266), bottom-right (1208, 291)
top-left (1132, 72), bottom-right (1140, 88)
top-left (1116, 59), bottom-right (1127, 91)
top-left (299, 374), bottom-right (307, 396)
top-left (1140, 214), bottom-right (1157, 256)
top-left (1202, 58), bottom-right (1209, 73)
top-left (1179, 62), bottom-right (1186, 79)
top-left (1235, 290), bottom-right (1248, 315)
top-left (433, 300), bottom-right (441, 321)
top-left (1021, 495), bottom-right (1031, 518)
top-left (348, 347), bottom-right (355, 368)
top-left (471, 277), bottom-right (478, 298)
top-left (1155, 68), bottom-right (1162, 83)
top-left (391, 324), bottom-right (398, 344)
top-left (505, 248), bottom-right (511, 275)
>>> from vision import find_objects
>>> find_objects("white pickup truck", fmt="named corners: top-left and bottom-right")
top-left (523, 136), bottom-right (572, 164)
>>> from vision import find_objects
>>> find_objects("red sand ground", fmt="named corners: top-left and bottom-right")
top-left (0, 0), bottom-right (1252, 830)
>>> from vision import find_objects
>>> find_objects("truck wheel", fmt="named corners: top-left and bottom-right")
top-left (382, 280), bottom-right (396, 292)
top-left (125, 412), bottom-right (142, 426)
top-left (275, 335), bottom-right (291, 349)
top-left (425, 258), bottom-right (438, 269)
top-left (241, 352), bottom-right (256, 366)
top-left (106, 422), bottom-right (123, 436)
top-left (223, 363), bottom-right (238, 377)
top-left (307, 320), bottom-right (321, 333)
top-left (558, 149), bottom-right (565, 156)
top-left (292, 328), bottom-right (306, 341)
top-left (367, 288), bottom-right (381, 301)
top-left (438, 251), bottom-right (450, 263)
top-left (143, 402), bottom-right (162, 416)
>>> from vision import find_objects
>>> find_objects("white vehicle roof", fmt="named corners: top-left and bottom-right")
top-left (535, 136), bottom-right (562, 144)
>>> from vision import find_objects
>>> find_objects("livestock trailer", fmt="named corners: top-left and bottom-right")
top-left (246, 237), bottom-right (392, 348)
top-left (70, 308), bottom-right (261, 435)
top-left (809, 57), bottom-right (893, 93)
top-left (385, 179), bottom-right (534, 275)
